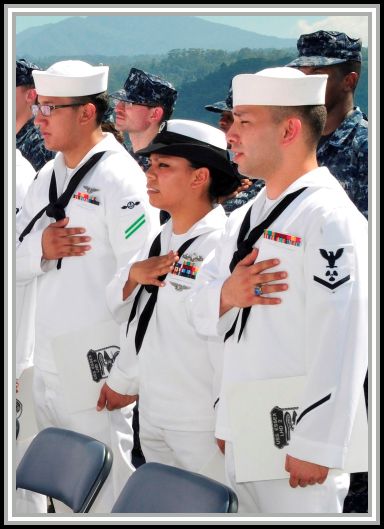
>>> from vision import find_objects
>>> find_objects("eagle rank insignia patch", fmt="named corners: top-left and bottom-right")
top-left (313, 246), bottom-right (352, 291)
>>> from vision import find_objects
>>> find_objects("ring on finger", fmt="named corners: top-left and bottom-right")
top-left (254, 285), bottom-right (263, 296)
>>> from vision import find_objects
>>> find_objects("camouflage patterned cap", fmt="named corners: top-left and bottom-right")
top-left (205, 87), bottom-right (233, 113)
top-left (286, 30), bottom-right (362, 68)
top-left (16, 58), bottom-right (41, 87)
top-left (110, 67), bottom-right (177, 112)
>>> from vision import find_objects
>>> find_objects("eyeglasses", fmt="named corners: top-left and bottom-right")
top-left (112, 99), bottom-right (158, 109)
top-left (31, 103), bottom-right (84, 117)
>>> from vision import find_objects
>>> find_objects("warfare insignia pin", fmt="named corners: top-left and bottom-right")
top-left (270, 406), bottom-right (298, 449)
top-left (87, 346), bottom-right (120, 383)
top-left (84, 185), bottom-right (100, 194)
top-left (121, 201), bottom-right (140, 210)
top-left (169, 280), bottom-right (190, 291)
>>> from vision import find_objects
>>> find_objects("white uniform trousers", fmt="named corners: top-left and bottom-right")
top-left (140, 413), bottom-right (222, 476)
top-left (31, 366), bottom-right (135, 513)
top-left (225, 442), bottom-right (350, 514)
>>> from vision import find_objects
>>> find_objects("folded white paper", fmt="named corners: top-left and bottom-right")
top-left (52, 320), bottom-right (120, 413)
top-left (227, 376), bottom-right (368, 482)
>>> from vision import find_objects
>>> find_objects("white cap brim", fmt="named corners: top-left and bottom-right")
top-left (233, 67), bottom-right (328, 107)
top-left (163, 119), bottom-right (228, 150)
top-left (32, 60), bottom-right (109, 97)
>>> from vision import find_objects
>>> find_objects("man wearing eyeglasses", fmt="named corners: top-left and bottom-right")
top-left (15, 60), bottom-right (159, 513)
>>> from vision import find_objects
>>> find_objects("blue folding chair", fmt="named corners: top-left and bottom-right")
top-left (112, 462), bottom-right (238, 513)
top-left (16, 427), bottom-right (113, 513)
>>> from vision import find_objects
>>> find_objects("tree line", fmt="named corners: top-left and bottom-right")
top-left (27, 47), bottom-right (368, 124)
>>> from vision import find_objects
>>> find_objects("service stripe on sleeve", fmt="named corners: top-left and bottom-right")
top-left (124, 214), bottom-right (146, 239)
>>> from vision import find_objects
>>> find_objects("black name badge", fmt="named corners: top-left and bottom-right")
top-left (270, 406), bottom-right (298, 449)
top-left (87, 346), bottom-right (120, 383)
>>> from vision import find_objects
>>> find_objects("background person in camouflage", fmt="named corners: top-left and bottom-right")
top-left (16, 59), bottom-right (55, 172)
top-left (205, 86), bottom-right (265, 214)
top-left (287, 30), bottom-right (368, 219)
top-left (110, 67), bottom-right (178, 173)
top-left (205, 88), bottom-right (234, 133)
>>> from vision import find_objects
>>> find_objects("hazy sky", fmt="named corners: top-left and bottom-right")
top-left (15, 12), bottom-right (369, 45)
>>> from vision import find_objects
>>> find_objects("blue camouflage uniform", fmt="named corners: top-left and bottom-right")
top-left (286, 30), bottom-right (368, 219)
top-left (317, 106), bottom-right (368, 218)
top-left (128, 149), bottom-right (151, 173)
top-left (221, 179), bottom-right (265, 215)
top-left (16, 118), bottom-right (55, 172)
top-left (16, 59), bottom-right (55, 172)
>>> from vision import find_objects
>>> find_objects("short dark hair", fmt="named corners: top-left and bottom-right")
top-left (270, 105), bottom-right (327, 147)
top-left (337, 60), bottom-right (361, 76)
top-left (161, 106), bottom-right (174, 121)
top-left (71, 91), bottom-right (109, 125)
top-left (188, 161), bottom-right (239, 202)
top-left (335, 61), bottom-right (361, 93)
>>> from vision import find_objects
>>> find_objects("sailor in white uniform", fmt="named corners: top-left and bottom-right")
top-left (15, 149), bottom-right (37, 378)
top-left (99, 120), bottom-right (286, 475)
top-left (188, 68), bottom-right (368, 513)
top-left (15, 60), bottom-right (159, 512)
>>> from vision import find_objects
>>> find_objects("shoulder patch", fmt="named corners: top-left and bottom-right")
top-left (313, 247), bottom-right (351, 291)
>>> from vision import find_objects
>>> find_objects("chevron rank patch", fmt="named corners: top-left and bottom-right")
top-left (312, 244), bottom-right (353, 292)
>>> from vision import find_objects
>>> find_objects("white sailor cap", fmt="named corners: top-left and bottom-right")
top-left (32, 60), bottom-right (109, 97)
top-left (232, 67), bottom-right (328, 107)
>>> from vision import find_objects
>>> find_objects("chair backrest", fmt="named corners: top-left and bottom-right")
top-left (16, 427), bottom-right (113, 513)
top-left (111, 462), bottom-right (238, 513)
